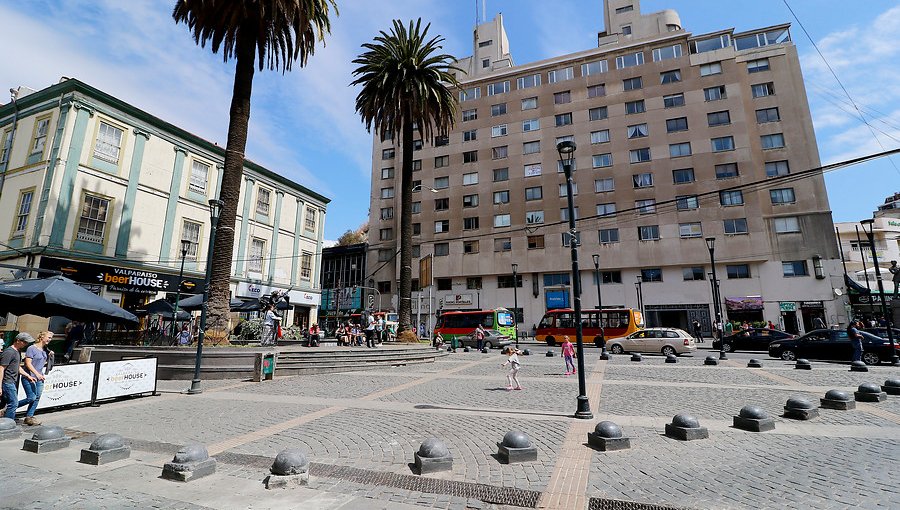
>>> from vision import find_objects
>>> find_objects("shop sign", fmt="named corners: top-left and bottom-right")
top-left (95, 358), bottom-right (158, 400)
top-left (779, 302), bottom-right (797, 312)
top-left (443, 294), bottom-right (473, 306)
top-left (18, 363), bottom-right (96, 409)
top-left (888, 220), bottom-right (900, 227)
top-left (800, 301), bottom-right (824, 309)
top-left (39, 257), bottom-right (203, 294)
top-left (235, 282), bottom-right (320, 306)
top-left (546, 290), bottom-right (569, 309)
top-left (645, 304), bottom-right (710, 310)
top-left (851, 294), bottom-right (894, 305)
top-left (725, 296), bottom-right (764, 311)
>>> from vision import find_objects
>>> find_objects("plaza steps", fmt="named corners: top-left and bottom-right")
top-left (272, 345), bottom-right (447, 376)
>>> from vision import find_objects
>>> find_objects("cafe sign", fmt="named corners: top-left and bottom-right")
top-left (39, 257), bottom-right (204, 294)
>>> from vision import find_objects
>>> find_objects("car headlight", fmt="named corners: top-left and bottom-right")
top-left (769, 344), bottom-right (780, 349)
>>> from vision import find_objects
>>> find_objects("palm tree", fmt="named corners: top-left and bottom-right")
top-left (352, 19), bottom-right (458, 336)
top-left (173, 0), bottom-right (338, 334)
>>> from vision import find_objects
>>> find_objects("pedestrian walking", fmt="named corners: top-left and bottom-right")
top-left (691, 319), bottom-right (703, 343)
top-left (501, 347), bottom-right (522, 390)
top-left (419, 322), bottom-right (426, 339)
top-left (0, 333), bottom-right (37, 421)
top-left (375, 315), bottom-right (385, 344)
top-left (365, 313), bottom-right (376, 348)
top-left (561, 336), bottom-right (576, 375)
top-left (21, 331), bottom-right (52, 426)
top-left (433, 332), bottom-right (445, 350)
top-left (261, 302), bottom-right (280, 346)
top-left (724, 320), bottom-right (734, 338)
top-left (847, 320), bottom-right (864, 363)
top-left (889, 260), bottom-right (900, 296)
top-left (475, 323), bottom-right (486, 351)
top-left (63, 320), bottom-right (84, 363)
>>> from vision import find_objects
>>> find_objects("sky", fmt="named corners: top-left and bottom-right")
top-left (2, 0), bottom-right (898, 242)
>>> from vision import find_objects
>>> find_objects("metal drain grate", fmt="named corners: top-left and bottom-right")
top-left (589, 497), bottom-right (694, 510)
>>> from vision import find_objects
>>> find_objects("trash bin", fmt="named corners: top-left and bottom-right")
top-left (253, 352), bottom-right (277, 382)
top-left (2, 330), bottom-right (19, 349)
top-left (450, 335), bottom-right (459, 351)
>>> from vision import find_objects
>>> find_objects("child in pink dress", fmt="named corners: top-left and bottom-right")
top-left (561, 336), bottom-right (576, 375)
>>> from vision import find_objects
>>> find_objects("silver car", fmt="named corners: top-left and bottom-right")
top-left (607, 328), bottom-right (696, 356)
top-left (456, 329), bottom-right (513, 349)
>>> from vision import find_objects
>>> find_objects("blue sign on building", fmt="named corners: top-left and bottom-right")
top-left (545, 290), bottom-right (570, 309)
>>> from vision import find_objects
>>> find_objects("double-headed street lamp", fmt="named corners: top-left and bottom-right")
top-left (592, 254), bottom-right (607, 360)
top-left (171, 239), bottom-right (193, 338)
top-left (860, 219), bottom-right (899, 366)
top-left (557, 140), bottom-right (593, 420)
top-left (705, 237), bottom-right (727, 360)
top-left (512, 263), bottom-right (520, 349)
top-left (188, 199), bottom-right (224, 395)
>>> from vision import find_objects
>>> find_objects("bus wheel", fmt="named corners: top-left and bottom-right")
top-left (546, 337), bottom-right (556, 347)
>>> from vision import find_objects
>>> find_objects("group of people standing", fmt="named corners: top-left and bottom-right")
top-left (334, 312), bottom-right (391, 348)
top-left (0, 331), bottom-right (53, 426)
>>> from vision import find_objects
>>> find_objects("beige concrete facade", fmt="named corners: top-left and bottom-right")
top-left (368, 0), bottom-right (844, 336)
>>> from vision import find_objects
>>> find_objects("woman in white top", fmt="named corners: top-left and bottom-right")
top-left (501, 347), bottom-right (523, 390)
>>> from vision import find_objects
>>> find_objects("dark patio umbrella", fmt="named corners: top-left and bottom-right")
top-left (177, 294), bottom-right (243, 312)
top-left (0, 276), bottom-right (137, 325)
top-left (136, 299), bottom-right (191, 321)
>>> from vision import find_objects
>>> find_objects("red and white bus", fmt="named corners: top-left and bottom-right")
top-left (536, 308), bottom-right (644, 347)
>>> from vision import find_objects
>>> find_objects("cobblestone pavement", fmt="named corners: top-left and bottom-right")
top-left (2, 348), bottom-right (898, 509)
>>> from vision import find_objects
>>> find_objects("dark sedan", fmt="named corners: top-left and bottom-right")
top-left (712, 328), bottom-right (795, 352)
top-left (767, 329), bottom-right (896, 365)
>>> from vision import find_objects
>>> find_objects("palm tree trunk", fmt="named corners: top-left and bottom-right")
top-left (207, 25), bottom-right (256, 335)
top-left (397, 116), bottom-right (414, 334)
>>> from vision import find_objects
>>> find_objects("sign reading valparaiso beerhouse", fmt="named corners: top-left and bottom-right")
top-left (39, 257), bottom-right (204, 295)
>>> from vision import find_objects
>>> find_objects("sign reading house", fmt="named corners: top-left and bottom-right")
top-left (40, 257), bottom-right (204, 294)
top-left (95, 358), bottom-right (158, 400)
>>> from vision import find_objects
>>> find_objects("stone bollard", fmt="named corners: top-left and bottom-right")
top-left (522, 349), bottom-right (531, 356)
top-left (854, 383), bottom-right (887, 403)
top-left (79, 433), bottom-right (130, 465)
top-left (664, 414), bottom-right (708, 441)
top-left (704, 356), bottom-right (718, 366)
top-left (464, 347), bottom-right (471, 353)
top-left (630, 353), bottom-right (642, 362)
top-left (264, 449), bottom-right (310, 489)
top-left (665, 354), bottom-right (677, 364)
top-left (733, 405), bottom-right (775, 432)
top-left (0, 418), bottom-right (21, 441)
top-left (23, 426), bottom-right (71, 453)
top-left (881, 379), bottom-right (900, 396)
top-left (849, 361), bottom-right (868, 372)
top-left (820, 389), bottom-right (855, 410)
top-left (496, 430), bottom-right (537, 463)
top-left (414, 438), bottom-right (452, 474)
top-left (162, 444), bottom-right (217, 482)
top-left (747, 359), bottom-right (763, 368)
top-left (481, 348), bottom-right (489, 354)
top-left (546, 350), bottom-right (555, 357)
top-left (587, 421), bottom-right (631, 451)
top-left (783, 397), bottom-right (819, 420)
top-left (794, 359), bottom-right (812, 370)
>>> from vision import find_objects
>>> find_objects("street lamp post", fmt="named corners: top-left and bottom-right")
top-left (860, 219), bottom-right (899, 366)
top-left (557, 140), bottom-right (593, 420)
top-left (171, 239), bottom-right (193, 338)
top-left (635, 275), bottom-right (644, 317)
top-left (706, 237), bottom-right (727, 360)
top-left (188, 199), bottom-right (224, 395)
top-left (512, 263), bottom-right (519, 349)
top-left (592, 254), bottom-right (608, 360)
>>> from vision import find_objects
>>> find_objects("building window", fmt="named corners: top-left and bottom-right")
top-left (638, 225), bottom-right (660, 241)
top-left (623, 77), bottom-right (643, 91)
top-left (590, 154), bottom-right (612, 169)
top-left (594, 178), bottom-right (614, 193)
top-left (587, 84), bottom-right (606, 98)
top-left (464, 240), bottom-right (480, 254)
top-left (751, 82), bottom-right (775, 98)
top-left (498, 274), bottom-right (524, 287)
top-left (487, 80), bottom-right (510, 96)
top-left (625, 100), bottom-right (645, 114)
top-left (494, 238), bottom-right (512, 252)
top-left (589, 107), bottom-right (608, 121)
top-left (699, 62), bottom-right (722, 76)
top-left (412, 246), bottom-right (420, 259)
top-left (247, 238), bottom-right (266, 273)
top-left (747, 58), bottom-right (770, 73)
top-left (664, 93), bottom-right (685, 108)
top-left (691, 34), bottom-right (731, 54)
top-left (434, 156), bottom-right (449, 169)
top-left (629, 148), bottom-right (651, 163)
top-left (435, 242), bottom-right (450, 256)
top-left (379, 228), bottom-right (393, 240)
top-left (676, 195), bottom-right (699, 210)
top-left (460, 87), bottom-right (481, 102)
top-left (720, 190), bottom-right (744, 206)
top-left (641, 268), bottom-right (663, 282)
top-left (462, 194), bottom-right (479, 208)
top-left (94, 121), bottom-right (124, 164)
top-left (666, 117), bottom-right (688, 132)
top-left (411, 223), bottom-right (420, 236)
top-left (555, 113), bottom-right (573, 126)
top-left (73, 194), bottom-right (108, 246)
top-left (761, 133), bottom-right (785, 149)
top-left (463, 129), bottom-right (477, 142)
top-left (524, 163), bottom-right (542, 177)
top-left (766, 160), bottom-right (790, 177)
top-left (527, 235), bottom-right (545, 250)
top-left (660, 70), bottom-right (681, 84)
top-left (599, 228), bottom-right (619, 244)
top-left (525, 186), bottom-right (543, 201)
top-left (562, 232), bottom-right (582, 247)
top-left (560, 207), bottom-right (579, 221)
top-left (411, 180), bottom-right (421, 191)
top-left (494, 214), bottom-right (511, 227)
top-left (256, 188), bottom-right (271, 216)
top-left (736, 29), bottom-right (790, 50)
top-left (553, 91), bottom-right (572, 104)
top-left (517, 73), bottom-right (541, 89)
top-left (715, 163), bottom-right (739, 179)
top-left (622, 25), bottom-right (632, 35)
top-left (479, 39), bottom-right (493, 47)
top-left (526, 211), bottom-right (544, 224)
top-left (707, 111), bottom-right (731, 127)
top-left (653, 44), bottom-right (683, 62)
top-left (711, 136), bottom-right (735, 152)
top-left (591, 130), bottom-right (610, 144)
top-left (616, 51), bottom-right (644, 69)
top-left (627, 123), bottom-right (648, 139)
top-left (305, 209), bottom-right (318, 234)
top-left (521, 97), bottom-right (538, 110)
top-left (434, 176), bottom-right (449, 189)
top-left (488, 146), bottom-right (507, 160)
top-left (559, 183), bottom-right (578, 196)
top-left (413, 140), bottom-right (423, 151)
top-left (673, 168), bottom-right (695, 184)
top-left (462, 172), bottom-right (479, 186)
top-left (522, 119), bottom-right (540, 132)
top-left (582, 60), bottom-right (608, 76)
top-left (411, 159), bottom-right (422, 172)
top-left (434, 220), bottom-right (449, 233)
top-left (434, 135), bottom-right (449, 146)
top-left (756, 107), bottom-right (781, 123)
top-left (491, 103), bottom-right (508, 117)
top-left (491, 124), bottom-right (508, 138)
top-left (724, 218), bottom-right (749, 235)
top-left (704, 85), bottom-right (726, 101)
top-left (377, 281), bottom-right (392, 293)
top-left (462, 109), bottom-right (478, 121)
top-left (12, 190), bottom-right (34, 236)
top-left (378, 249), bottom-right (393, 262)
top-left (596, 203), bottom-right (616, 217)
top-left (464, 150), bottom-right (478, 163)
top-left (30, 117), bottom-right (50, 156)
top-left (412, 201), bottom-right (421, 214)
top-left (382, 148), bottom-right (395, 160)
top-left (0, 129), bottom-right (11, 164)
top-left (434, 198), bottom-right (449, 211)
top-left (683, 267), bottom-right (705, 281)
top-left (770, 188), bottom-right (796, 204)
top-left (464, 277), bottom-right (483, 291)
top-left (599, 270), bottom-right (623, 284)
top-left (381, 167), bottom-right (395, 179)
top-left (783, 261), bottom-right (809, 277)
top-left (726, 264), bottom-right (750, 279)
top-left (493, 190), bottom-right (510, 204)
top-left (636, 199), bottom-right (656, 214)
top-left (380, 207), bottom-right (393, 220)
top-left (669, 142), bottom-right (692, 157)
top-left (381, 187), bottom-right (394, 199)
top-left (774, 216), bottom-right (801, 233)
top-left (679, 222), bottom-right (703, 238)
top-left (548, 67), bottom-right (574, 83)
top-left (493, 168), bottom-right (509, 182)
top-left (299, 252), bottom-right (312, 280)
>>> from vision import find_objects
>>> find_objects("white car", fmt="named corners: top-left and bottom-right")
top-left (607, 328), bottom-right (696, 356)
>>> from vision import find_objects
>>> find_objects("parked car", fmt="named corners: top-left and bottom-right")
top-left (863, 328), bottom-right (900, 342)
top-left (712, 328), bottom-right (795, 352)
top-left (456, 329), bottom-right (513, 349)
top-left (767, 328), bottom-right (896, 365)
top-left (607, 328), bottom-right (696, 356)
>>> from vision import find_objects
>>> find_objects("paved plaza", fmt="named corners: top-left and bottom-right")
top-left (2, 345), bottom-right (899, 509)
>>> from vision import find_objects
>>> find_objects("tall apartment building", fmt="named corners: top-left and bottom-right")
top-left (368, 0), bottom-right (844, 336)
top-left (0, 79), bottom-right (328, 333)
